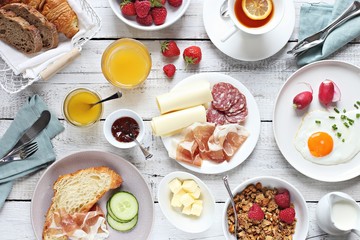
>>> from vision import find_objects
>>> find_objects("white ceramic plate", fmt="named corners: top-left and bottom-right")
top-left (222, 176), bottom-right (309, 240)
top-left (31, 151), bottom-right (154, 239)
top-left (203, 0), bottom-right (295, 61)
top-left (162, 73), bottom-right (261, 174)
top-left (108, 0), bottom-right (190, 31)
top-left (273, 60), bottom-right (360, 182)
top-left (158, 171), bottom-right (215, 233)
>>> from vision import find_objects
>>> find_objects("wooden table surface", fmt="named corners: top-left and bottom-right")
top-left (0, 0), bottom-right (359, 239)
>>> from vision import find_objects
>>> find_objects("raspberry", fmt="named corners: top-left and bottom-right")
top-left (274, 190), bottom-right (290, 209)
top-left (151, 7), bottom-right (167, 25)
top-left (134, 0), bottom-right (151, 18)
top-left (247, 203), bottom-right (264, 221)
top-left (163, 64), bottom-right (176, 78)
top-left (279, 208), bottom-right (296, 224)
top-left (168, 0), bottom-right (182, 7)
top-left (136, 14), bottom-right (153, 26)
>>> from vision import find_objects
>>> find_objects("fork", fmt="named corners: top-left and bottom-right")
top-left (288, 1), bottom-right (360, 57)
top-left (0, 142), bottom-right (38, 163)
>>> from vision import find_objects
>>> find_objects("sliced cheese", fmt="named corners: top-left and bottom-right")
top-left (156, 81), bottom-right (213, 114)
top-left (151, 105), bottom-right (206, 136)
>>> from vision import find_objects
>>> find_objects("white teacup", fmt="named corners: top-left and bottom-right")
top-left (222, 0), bottom-right (286, 42)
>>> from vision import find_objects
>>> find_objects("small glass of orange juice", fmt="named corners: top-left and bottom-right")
top-left (63, 88), bottom-right (103, 127)
top-left (101, 38), bottom-right (152, 89)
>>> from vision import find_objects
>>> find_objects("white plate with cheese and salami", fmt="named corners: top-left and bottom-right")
top-left (152, 73), bottom-right (260, 174)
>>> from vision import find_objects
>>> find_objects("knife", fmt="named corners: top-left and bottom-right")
top-left (11, 110), bottom-right (51, 150)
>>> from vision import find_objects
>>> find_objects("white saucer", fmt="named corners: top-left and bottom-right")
top-left (203, 0), bottom-right (295, 61)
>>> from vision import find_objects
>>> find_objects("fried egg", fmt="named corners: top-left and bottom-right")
top-left (294, 110), bottom-right (360, 165)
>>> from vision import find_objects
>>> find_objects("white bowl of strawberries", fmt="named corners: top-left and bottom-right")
top-left (109, 0), bottom-right (191, 30)
top-left (222, 176), bottom-right (309, 240)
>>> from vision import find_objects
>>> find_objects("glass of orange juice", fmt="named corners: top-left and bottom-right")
top-left (101, 38), bottom-right (152, 89)
top-left (63, 88), bottom-right (103, 127)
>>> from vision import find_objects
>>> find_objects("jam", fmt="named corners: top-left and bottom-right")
top-left (111, 117), bottom-right (140, 142)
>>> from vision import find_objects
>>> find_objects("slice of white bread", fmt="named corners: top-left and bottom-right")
top-left (2, 3), bottom-right (58, 48)
top-left (42, 166), bottom-right (123, 240)
top-left (0, 8), bottom-right (42, 53)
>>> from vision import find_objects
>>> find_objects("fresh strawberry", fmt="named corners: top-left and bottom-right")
top-left (151, 7), bottom-right (167, 25)
top-left (279, 208), bottom-right (296, 224)
top-left (163, 64), bottom-right (176, 78)
top-left (168, 0), bottom-right (182, 7)
top-left (136, 14), bottom-right (153, 26)
top-left (183, 46), bottom-right (202, 65)
top-left (120, 0), bottom-right (136, 16)
top-left (248, 203), bottom-right (264, 221)
top-left (161, 40), bottom-right (180, 57)
top-left (275, 190), bottom-right (290, 209)
top-left (134, 0), bottom-right (151, 18)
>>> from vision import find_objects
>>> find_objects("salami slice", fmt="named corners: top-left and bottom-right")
top-left (225, 108), bottom-right (248, 124)
top-left (206, 108), bottom-right (226, 125)
top-left (226, 93), bottom-right (247, 116)
top-left (212, 83), bottom-right (236, 111)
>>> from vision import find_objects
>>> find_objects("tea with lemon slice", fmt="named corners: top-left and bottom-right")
top-left (101, 38), bottom-right (152, 89)
top-left (235, 0), bottom-right (273, 28)
top-left (63, 88), bottom-right (103, 127)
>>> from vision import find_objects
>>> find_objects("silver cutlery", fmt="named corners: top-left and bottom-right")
top-left (223, 175), bottom-right (240, 240)
top-left (0, 141), bottom-right (38, 163)
top-left (127, 133), bottom-right (153, 160)
top-left (89, 91), bottom-right (122, 108)
top-left (288, 1), bottom-right (360, 57)
top-left (220, 0), bottom-right (229, 18)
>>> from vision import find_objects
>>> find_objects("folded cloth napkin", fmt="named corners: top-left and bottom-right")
top-left (0, 0), bottom-right (96, 79)
top-left (0, 95), bottom-right (64, 209)
top-left (297, 0), bottom-right (360, 66)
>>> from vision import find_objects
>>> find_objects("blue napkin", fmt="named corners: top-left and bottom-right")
top-left (297, 0), bottom-right (360, 66)
top-left (0, 95), bottom-right (64, 209)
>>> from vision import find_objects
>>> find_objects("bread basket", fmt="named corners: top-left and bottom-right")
top-left (0, 0), bottom-right (101, 94)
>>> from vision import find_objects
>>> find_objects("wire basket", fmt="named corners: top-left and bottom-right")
top-left (0, 0), bottom-right (101, 94)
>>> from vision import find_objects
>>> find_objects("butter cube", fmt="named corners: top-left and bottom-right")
top-left (191, 200), bottom-right (203, 216)
top-left (171, 189), bottom-right (186, 207)
top-left (182, 180), bottom-right (198, 193)
top-left (180, 193), bottom-right (195, 207)
top-left (182, 205), bottom-right (192, 215)
top-left (190, 187), bottom-right (201, 199)
top-left (169, 178), bottom-right (182, 194)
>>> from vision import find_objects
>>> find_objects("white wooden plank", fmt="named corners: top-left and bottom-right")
top-left (0, 201), bottom-right (358, 240)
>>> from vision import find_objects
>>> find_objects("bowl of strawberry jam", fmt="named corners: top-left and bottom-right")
top-left (103, 109), bottom-right (145, 149)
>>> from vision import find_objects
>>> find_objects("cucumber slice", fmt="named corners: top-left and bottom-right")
top-left (109, 191), bottom-right (139, 221)
top-left (107, 214), bottom-right (138, 232)
top-left (106, 201), bottom-right (131, 223)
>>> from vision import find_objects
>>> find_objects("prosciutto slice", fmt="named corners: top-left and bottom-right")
top-left (173, 122), bottom-right (249, 166)
top-left (49, 204), bottom-right (109, 240)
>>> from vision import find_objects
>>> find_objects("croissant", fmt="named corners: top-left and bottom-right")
top-left (0, 0), bottom-right (79, 38)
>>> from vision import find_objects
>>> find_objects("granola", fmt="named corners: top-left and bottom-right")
top-left (226, 182), bottom-right (297, 240)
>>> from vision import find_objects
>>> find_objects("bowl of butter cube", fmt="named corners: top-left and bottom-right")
top-left (158, 171), bottom-right (216, 233)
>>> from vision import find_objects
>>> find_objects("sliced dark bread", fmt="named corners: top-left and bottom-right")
top-left (2, 3), bottom-right (58, 48)
top-left (0, 8), bottom-right (42, 53)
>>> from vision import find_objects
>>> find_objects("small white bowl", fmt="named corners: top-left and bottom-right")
top-left (222, 176), bottom-right (309, 240)
top-left (103, 109), bottom-right (145, 149)
top-left (158, 171), bottom-right (216, 233)
top-left (108, 0), bottom-right (191, 31)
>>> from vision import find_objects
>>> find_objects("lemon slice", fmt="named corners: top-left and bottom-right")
top-left (242, 0), bottom-right (273, 20)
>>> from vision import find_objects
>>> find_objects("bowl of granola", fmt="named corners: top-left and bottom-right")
top-left (222, 176), bottom-right (309, 239)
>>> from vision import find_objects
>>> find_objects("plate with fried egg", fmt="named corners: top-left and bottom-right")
top-left (273, 60), bottom-right (360, 182)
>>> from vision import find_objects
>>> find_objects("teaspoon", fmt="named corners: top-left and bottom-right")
top-left (223, 175), bottom-right (240, 239)
top-left (128, 132), bottom-right (153, 160)
top-left (90, 91), bottom-right (122, 107)
top-left (220, 0), bottom-right (230, 18)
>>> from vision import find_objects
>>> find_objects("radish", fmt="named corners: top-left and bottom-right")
top-left (319, 80), bottom-right (341, 106)
top-left (293, 83), bottom-right (313, 110)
